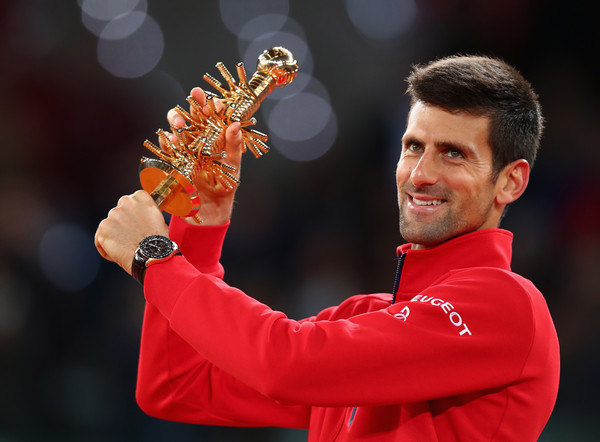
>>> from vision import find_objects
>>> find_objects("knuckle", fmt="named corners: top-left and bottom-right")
top-left (117, 195), bottom-right (130, 207)
top-left (133, 189), bottom-right (150, 201)
top-left (95, 221), bottom-right (107, 239)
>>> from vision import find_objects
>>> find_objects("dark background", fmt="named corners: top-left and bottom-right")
top-left (1, 0), bottom-right (598, 440)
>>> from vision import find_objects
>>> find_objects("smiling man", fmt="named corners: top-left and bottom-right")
top-left (398, 101), bottom-right (526, 249)
top-left (95, 55), bottom-right (560, 441)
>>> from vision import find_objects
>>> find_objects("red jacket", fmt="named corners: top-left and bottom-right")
top-left (136, 216), bottom-right (559, 441)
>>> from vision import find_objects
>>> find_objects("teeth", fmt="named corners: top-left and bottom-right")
top-left (413, 197), bottom-right (443, 206)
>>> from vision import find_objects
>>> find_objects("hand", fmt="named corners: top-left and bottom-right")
top-left (165, 87), bottom-right (243, 225)
top-left (95, 190), bottom-right (169, 274)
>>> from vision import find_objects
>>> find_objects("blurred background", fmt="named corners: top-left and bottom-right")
top-left (1, 0), bottom-right (598, 440)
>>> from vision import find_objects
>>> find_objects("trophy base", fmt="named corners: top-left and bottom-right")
top-left (139, 157), bottom-right (201, 218)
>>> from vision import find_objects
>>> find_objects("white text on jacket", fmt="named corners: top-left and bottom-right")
top-left (410, 295), bottom-right (472, 336)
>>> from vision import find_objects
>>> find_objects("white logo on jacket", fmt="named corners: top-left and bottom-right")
top-left (410, 294), bottom-right (472, 336)
top-left (394, 306), bottom-right (410, 321)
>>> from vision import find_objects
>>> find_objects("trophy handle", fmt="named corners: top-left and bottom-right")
top-left (139, 158), bottom-right (201, 217)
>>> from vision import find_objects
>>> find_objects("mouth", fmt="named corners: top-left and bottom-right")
top-left (407, 193), bottom-right (447, 211)
top-left (410, 196), bottom-right (445, 206)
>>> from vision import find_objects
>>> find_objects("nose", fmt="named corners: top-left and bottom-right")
top-left (410, 151), bottom-right (439, 187)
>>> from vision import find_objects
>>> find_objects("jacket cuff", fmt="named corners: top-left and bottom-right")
top-left (168, 216), bottom-right (229, 275)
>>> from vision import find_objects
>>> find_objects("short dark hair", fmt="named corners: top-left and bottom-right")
top-left (406, 55), bottom-right (544, 178)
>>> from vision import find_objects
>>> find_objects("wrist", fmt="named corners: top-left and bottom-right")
top-left (182, 208), bottom-right (233, 226)
top-left (131, 235), bottom-right (181, 285)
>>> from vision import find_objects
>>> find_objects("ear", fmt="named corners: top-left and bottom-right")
top-left (495, 159), bottom-right (530, 206)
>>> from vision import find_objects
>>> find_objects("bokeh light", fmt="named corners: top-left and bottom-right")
top-left (219, 0), bottom-right (289, 36)
top-left (96, 10), bottom-right (147, 40)
top-left (237, 13), bottom-right (289, 41)
top-left (80, 0), bottom-right (147, 37)
top-left (80, 0), bottom-right (142, 21)
top-left (219, 3), bottom-right (336, 164)
top-left (345, 0), bottom-right (417, 40)
top-left (79, 0), bottom-right (162, 80)
top-left (268, 93), bottom-right (332, 142)
top-left (269, 109), bottom-right (338, 162)
top-left (38, 224), bottom-right (101, 292)
top-left (96, 14), bottom-right (164, 78)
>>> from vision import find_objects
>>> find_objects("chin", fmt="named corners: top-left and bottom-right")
top-left (399, 224), bottom-right (461, 248)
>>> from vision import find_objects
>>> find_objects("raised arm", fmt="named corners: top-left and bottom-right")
top-left (94, 87), bottom-right (243, 276)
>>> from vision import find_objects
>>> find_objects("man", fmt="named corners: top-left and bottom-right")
top-left (95, 55), bottom-right (559, 441)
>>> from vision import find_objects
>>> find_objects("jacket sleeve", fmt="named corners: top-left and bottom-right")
top-left (135, 217), bottom-right (310, 428)
top-left (144, 253), bottom-right (540, 407)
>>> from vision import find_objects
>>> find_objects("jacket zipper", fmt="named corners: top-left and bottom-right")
top-left (390, 252), bottom-right (406, 305)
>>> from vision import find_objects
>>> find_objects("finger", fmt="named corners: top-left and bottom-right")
top-left (190, 87), bottom-right (226, 118)
top-left (154, 129), bottom-right (179, 148)
top-left (225, 122), bottom-right (243, 160)
top-left (123, 190), bottom-right (158, 216)
top-left (153, 127), bottom-right (184, 151)
top-left (117, 193), bottom-right (135, 208)
top-left (94, 221), bottom-right (115, 262)
top-left (163, 108), bottom-right (185, 144)
top-left (209, 95), bottom-right (225, 114)
top-left (167, 108), bottom-right (186, 128)
top-left (94, 229), bottom-right (107, 259)
top-left (131, 189), bottom-right (156, 205)
top-left (190, 87), bottom-right (207, 107)
top-left (189, 87), bottom-right (210, 120)
top-left (95, 240), bottom-right (114, 262)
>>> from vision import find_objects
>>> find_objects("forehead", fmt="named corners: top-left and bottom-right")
top-left (404, 102), bottom-right (492, 157)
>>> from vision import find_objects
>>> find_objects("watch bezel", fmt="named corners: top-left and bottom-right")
top-left (139, 235), bottom-right (176, 260)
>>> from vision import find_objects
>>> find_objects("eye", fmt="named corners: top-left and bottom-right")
top-left (445, 149), bottom-right (464, 159)
top-left (405, 142), bottom-right (422, 153)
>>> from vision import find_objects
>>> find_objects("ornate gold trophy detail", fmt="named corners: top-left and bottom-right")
top-left (139, 47), bottom-right (298, 221)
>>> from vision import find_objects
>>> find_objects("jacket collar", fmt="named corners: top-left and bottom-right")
top-left (394, 228), bottom-right (513, 298)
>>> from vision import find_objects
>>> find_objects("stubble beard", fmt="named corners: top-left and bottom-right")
top-left (399, 206), bottom-right (461, 247)
top-left (398, 186), bottom-right (494, 248)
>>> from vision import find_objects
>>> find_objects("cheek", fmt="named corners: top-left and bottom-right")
top-left (449, 168), bottom-right (487, 193)
top-left (456, 178), bottom-right (496, 212)
top-left (395, 161), bottom-right (410, 185)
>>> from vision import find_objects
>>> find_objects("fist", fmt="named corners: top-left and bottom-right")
top-left (95, 190), bottom-right (169, 274)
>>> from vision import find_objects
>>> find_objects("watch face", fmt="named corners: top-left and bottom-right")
top-left (139, 235), bottom-right (175, 259)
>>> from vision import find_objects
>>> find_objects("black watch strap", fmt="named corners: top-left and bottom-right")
top-left (132, 249), bottom-right (148, 285)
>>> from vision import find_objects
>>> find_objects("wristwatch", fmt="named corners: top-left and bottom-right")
top-left (132, 235), bottom-right (181, 285)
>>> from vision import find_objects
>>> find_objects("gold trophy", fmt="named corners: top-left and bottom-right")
top-left (139, 47), bottom-right (298, 221)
